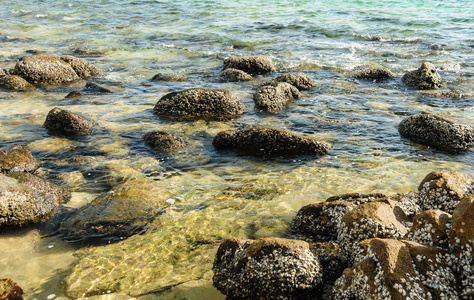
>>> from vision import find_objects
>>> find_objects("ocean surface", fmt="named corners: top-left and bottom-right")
top-left (0, 0), bottom-right (473, 299)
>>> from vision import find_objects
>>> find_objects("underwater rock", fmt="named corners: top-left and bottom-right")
top-left (143, 131), bottom-right (190, 153)
top-left (12, 55), bottom-right (80, 84)
top-left (404, 209), bottom-right (451, 247)
top-left (151, 73), bottom-right (187, 82)
top-left (85, 81), bottom-right (113, 93)
top-left (402, 62), bottom-right (443, 89)
top-left (60, 55), bottom-right (105, 78)
top-left (398, 112), bottom-right (474, 152)
top-left (223, 55), bottom-right (276, 75)
top-left (0, 172), bottom-right (67, 227)
top-left (0, 75), bottom-right (35, 90)
top-left (0, 278), bottom-right (23, 300)
top-left (153, 88), bottom-right (245, 119)
top-left (213, 126), bottom-right (331, 157)
top-left (0, 144), bottom-right (39, 174)
top-left (253, 82), bottom-right (301, 112)
top-left (265, 72), bottom-right (316, 90)
top-left (44, 107), bottom-right (97, 135)
top-left (418, 89), bottom-right (468, 98)
top-left (345, 62), bottom-right (395, 80)
top-left (213, 237), bottom-right (322, 299)
top-left (220, 68), bottom-right (253, 81)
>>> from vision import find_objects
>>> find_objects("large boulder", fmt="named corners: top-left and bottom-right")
top-left (0, 75), bottom-right (35, 90)
top-left (220, 68), bottom-right (253, 81)
top-left (223, 55), bottom-right (276, 75)
top-left (143, 131), bottom-right (190, 153)
top-left (0, 145), bottom-right (39, 174)
top-left (253, 82), bottom-right (302, 112)
top-left (266, 73), bottom-right (316, 90)
top-left (60, 55), bottom-right (105, 78)
top-left (0, 172), bottom-right (67, 227)
top-left (213, 237), bottom-right (322, 299)
top-left (402, 62), bottom-right (443, 89)
top-left (212, 126), bottom-right (331, 157)
top-left (345, 62), bottom-right (395, 80)
top-left (43, 107), bottom-right (97, 135)
top-left (12, 55), bottom-right (80, 84)
top-left (398, 112), bottom-right (474, 152)
top-left (153, 88), bottom-right (245, 119)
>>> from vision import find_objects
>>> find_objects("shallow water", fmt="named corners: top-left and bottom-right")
top-left (0, 0), bottom-right (473, 299)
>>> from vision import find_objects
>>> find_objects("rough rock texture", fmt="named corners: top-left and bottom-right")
top-left (143, 131), bottom-right (190, 153)
top-left (398, 112), bottom-right (474, 152)
top-left (345, 62), bottom-right (395, 80)
top-left (0, 172), bottom-right (67, 227)
top-left (417, 169), bottom-right (473, 214)
top-left (85, 81), bottom-right (113, 93)
top-left (12, 55), bottom-right (80, 84)
top-left (0, 278), bottom-right (23, 300)
top-left (0, 75), bottom-right (35, 90)
top-left (404, 209), bottom-right (451, 247)
top-left (418, 89), bottom-right (468, 98)
top-left (220, 68), bottom-right (253, 81)
top-left (213, 237), bottom-right (322, 299)
top-left (266, 73), bottom-right (316, 90)
top-left (58, 178), bottom-right (171, 244)
top-left (0, 145), bottom-right (39, 174)
top-left (213, 126), bottom-right (331, 157)
top-left (43, 107), bottom-right (97, 135)
top-left (402, 62), bottom-right (443, 89)
top-left (60, 55), bottom-right (105, 78)
top-left (223, 55), bottom-right (276, 75)
top-left (153, 88), bottom-right (245, 119)
top-left (254, 82), bottom-right (302, 112)
top-left (150, 73), bottom-right (187, 82)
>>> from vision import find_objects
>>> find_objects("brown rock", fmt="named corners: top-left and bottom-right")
top-left (0, 278), bottom-right (23, 300)
top-left (13, 55), bottom-right (80, 84)
top-left (0, 75), bottom-right (35, 90)
top-left (345, 62), bottom-right (395, 80)
top-left (404, 209), bottom-right (451, 247)
top-left (267, 73), bottom-right (316, 90)
top-left (43, 107), bottom-right (97, 135)
top-left (60, 55), bottom-right (105, 78)
top-left (253, 82), bottom-right (302, 112)
top-left (402, 62), bottom-right (443, 89)
top-left (0, 145), bottom-right (39, 174)
top-left (151, 73), bottom-right (187, 82)
top-left (143, 131), bottom-right (190, 153)
top-left (220, 68), bottom-right (252, 81)
top-left (223, 55), bottom-right (276, 75)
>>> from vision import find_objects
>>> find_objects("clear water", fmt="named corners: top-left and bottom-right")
top-left (0, 0), bottom-right (473, 299)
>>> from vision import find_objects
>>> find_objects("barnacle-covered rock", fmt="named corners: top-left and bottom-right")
top-left (220, 68), bottom-right (252, 81)
top-left (60, 55), bottom-right (105, 78)
top-left (0, 75), bottom-right (35, 90)
top-left (150, 73), bottom-right (187, 82)
top-left (143, 131), bottom-right (190, 153)
top-left (402, 62), bottom-right (443, 89)
top-left (44, 107), bottom-right (97, 135)
top-left (223, 55), bottom-right (276, 75)
top-left (0, 145), bottom-right (39, 174)
top-left (213, 237), bottom-right (322, 299)
top-left (265, 73), bottom-right (316, 90)
top-left (253, 82), bottom-right (301, 112)
top-left (12, 55), bottom-right (80, 84)
top-left (404, 209), bottom-right (451, 247)
top-left (345, 62), bottom-right (395, 80)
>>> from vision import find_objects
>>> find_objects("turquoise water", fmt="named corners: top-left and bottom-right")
top-left (1, 0), bottom-right (473, 299)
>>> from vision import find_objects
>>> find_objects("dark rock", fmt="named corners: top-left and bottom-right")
top-left (317, 252), bottom-right (349, 299)
top-left (85, 81), bottom-right (113, 93)
top-left (0, 75), bottom-right (35, 90)
top-left (150, 73), bottom-right (187, 82)
top-left (43, 107), bottom-right (97, 135)
top-left (0, 145), bottom-right (39, 174)
top-left (143, 131), bottom-right (190, 153)
top-left (0, 278), bottom-right (23, 300)
top-left (223, 55), bottom-right (276, 75)
top-left (64, 91), bottom-right (83, 99)
top-left (60, 55), bottom-right (105, 78)
top-left (220, 68), bottom-right (252, 81)
top-left (398, 112), bottom-right (474, 152)
top-left (254, 82), bottom-right (302, 112)
top-left (0, 172), bottom-right (68, 227)
top-left (12, 55), bottom-right (80, 84)
top-left (213, 237), bottom-right (322, 299)
top-left (266, 73), bottom-right (316, 90)
top-left (345, 62), bottom-right (395, 80)
top-left (404, 209), bottom-right (451, 247)
top-left (402, 62), bottom-right (443, 89)
top-left (418, 89), bottom-right (468, 98)
top-left (417, 170), bottom-right (473, 214)
top-left (212, 126), bottom-right (331, 157)
top-left (153, 88), bottom-right (245, 119)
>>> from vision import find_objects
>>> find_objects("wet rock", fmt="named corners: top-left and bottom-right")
top-left (213, 126), bottom-right (331, 157)
top-left (265, 73), bottom-right (316, 90)
top-left (0, 172), bottom-right (67, 227)
top-left (0, 75), bottom-right (35, 90)
top-left (0, 68), bottom-right (5, 76)
top-left (153, 88), bottom-right (245, 119)
top-left (417, 169), bottom-right (473, 214)
top-left (253, 82), bottom-right (302, 112)
top-left (418, 89), bottom-right (468, 98)
top-left (64, 91), bottom-right (83, 99)
top-left (213, 237), bottom-right (322, 299)
top-left (223, 55), bottom-right (276, 75)
top-left (345, 62), bottom-right (395, 80)
top-left (85, 81), bottom-right (113, 93)
top-left (44, 107), bottom-right (97, 135)
top-left (58, 178), bottom-right (171, 244)
top-left (220, 68), bottom-right (252, 81)
top-left (317, 251), bottom-right (349, 299)
top-left (143, 131), bottom-right (190, 153)
top-left (402, 62), bottom-right (443, 89)
top-left (12, 55), bottom-right (80, 84)
top-left (60, 55), bottom-right (105, 78)
top-left (398, 112), bottom-right (474, 152)
top-left (404, 209), bottom-right (451, 247)
top-left (0, 145), bottom-right (39, 174)
top-left (0, 278), bottom-right (23, 300)
top-left (151, 73), bottom-right (187, 82)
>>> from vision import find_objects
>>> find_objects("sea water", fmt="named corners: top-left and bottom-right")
top-left (0, 0), bottom-right (473, 299)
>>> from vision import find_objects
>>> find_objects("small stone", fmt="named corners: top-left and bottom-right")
top-left (253, 82), bottom-right (301, 112)
top-left (44, 107), bottom-right (97, 135)
top-left (0, 144), bottom-right (39, 174)
top-left (151, 73), bottom-right (187, 82)
top-left (402, 62), bottom-right (443, 89)
top-left (345, 62), bottom-right (395, 80)
top-left (143, 131), bottom-right (190, 153)
top-left (220, 68), bottom-right (252, 81)
top-left (223, 55), bottom-right (276, 75)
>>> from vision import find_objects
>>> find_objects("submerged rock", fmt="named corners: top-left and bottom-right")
top-left (143, 131), bottom-right (190, 153)
top-left (223, 55), bottom-right (276, 75)
top-left (220, 68), bottom-right (253, 81)
top-left (0, 145), bottom-right (39, 174)
top-left (44, 107), bottom-right (97, 135)
top-left (402, 62), bottom-right (443, 89)
top-left (213, 237), bottom-right (322, 299)
top-left (151, 73), bottom-right (187, 82)
top-left (345, 62), bottom-right (395, 80)
top-left (153, 88), bottom-right (245, 119)
top-left (0, 75), bottom-right (35, 90)
top-left (60, 55), bottom-right (105, 78)
top-left (253, 82), bottom-right (302, 112)
top-left (12, 55), bottom-right (80, 84)
top-left (265, 73), bottom-right (316, 90)
top-left (213, 126), bottom-right (331, 157)
top-left (418, 89), bottom-right (468, 98)
top-left (398, 112), bottom-right (474, 152)
top-left (0, 278), bottom-right (23, 300)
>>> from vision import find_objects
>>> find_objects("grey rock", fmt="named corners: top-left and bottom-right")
top-left (402, 62), bottom-right (443, 89)
top-left (220, 68), bottom-right (252, 81)
top-left (223, 55), bottom-right (276, 75)
top-left (345, 62), bottom-right (395, 80)
top-left (253, 82), bottom-right (302, 112)
top-left (0, 145), bottom-right (39, 174)
top-left (143, 131), bottom-right (190, 153)
top-left (44, 107), bottom-right (97, 135)
top-left (13, 55), bottom-right (80, 84)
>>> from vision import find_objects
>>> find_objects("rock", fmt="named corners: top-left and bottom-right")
top-left (0, 75), bottom-right (35, 90)
top-left (64, 91), bottom-right (83, 99)
top-left (212, 126), bottom-right (331, 157)
top-left (213, 237), bottom-right (322, 299)
top-left (12, 55), bottom-right (80, 84)
top-left (404, 209), bottom-right (451, 247)
top-left (398, 112), bottom-right (474, 152)
top-left (60, 55), bottom-right (105, 78)
top-left (0, 68), bottom-right (5, 76)
top-left (220, 68), bottom-right (252, 81)
top-left (0, 172), bottom-right (68, 227)
top-left (143, 131), bottom-right (190, 153)
top-left (43, 107), bottom-right (97, 135)
top-left (223, 55), bottom-right (276, 75)
top-left (417, 170), bottom-right (473, 214)
top-left (153, 88), bottom-right (245, 119)
top-left (151, 73), bottom-right (187, 82)
top-left (0, 278), bottom-right (23, 300)
top-left (266, 73), bottom-right (316, 90)
top-left (85, 81), bottom-right (113, 93)
top-left (345, 62), bottom-right (395, 80)
top-left (402, 62), bottom-right (443, 89)
top-left (418, 89), bottom-right (468, 98)
top-left (58, 178), bottom-right (171, 244)
top-left (0, 145), bottom-right (39, 174)
top-left (253, 82), bottom-right (302, 112)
